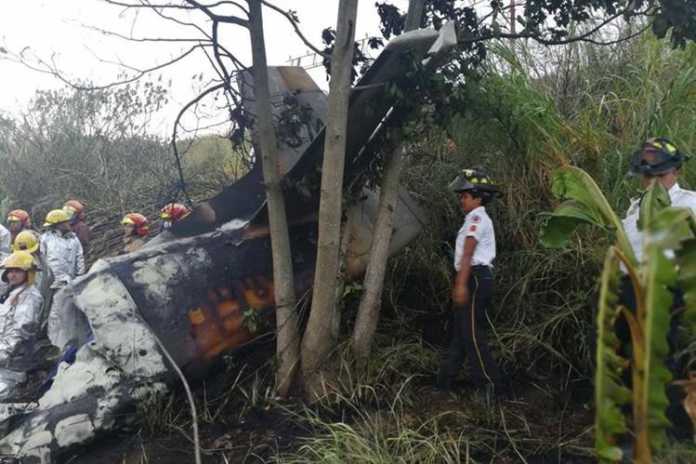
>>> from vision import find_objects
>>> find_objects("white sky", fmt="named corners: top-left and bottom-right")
top-left (0, 0), bottom-right (410, 135)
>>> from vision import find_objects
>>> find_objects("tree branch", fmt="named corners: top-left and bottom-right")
top-left (184, 0), bottom-right (249, 27)
top-left (465, 10), bottom-right (650, 47)
top-left (4, 44), bottom-right (204, 91)
top-left (261, 0), bottom-right (327, 57)
top-left (170, 82), bottom-right (226, 203)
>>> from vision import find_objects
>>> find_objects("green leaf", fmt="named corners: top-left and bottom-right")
top-left (541, 167), bottom-right (636, 265)
top-left (677, 237), bottom-right (696, 334)
top-left (539, 200), bottom-right (602, 247)
top-left (595, 247), bottom-right (631, 463)
top-left (637, 242), bottom-right (675, 453)
top-left (637, 183), bottom-right (671, 232)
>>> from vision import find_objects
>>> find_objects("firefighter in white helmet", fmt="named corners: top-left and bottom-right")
top-left (0, 251), bottom-right (44, 400)
top-left (40, 209), bottom-right (85, 290)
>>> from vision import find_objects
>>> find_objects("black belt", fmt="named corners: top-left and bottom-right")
top-left (471, 265), bottom-right (493, 276)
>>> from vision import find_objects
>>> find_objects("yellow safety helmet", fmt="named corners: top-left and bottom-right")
top-left (43, 209), bottom-right (71, 227)
top-left (1, 250), bottom-right (39, 285)
top-left (12, 230), bottom-right (39, 254)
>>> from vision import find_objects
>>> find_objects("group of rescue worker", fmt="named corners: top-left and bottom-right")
top-left (0, 201), bottom-right (191, 399)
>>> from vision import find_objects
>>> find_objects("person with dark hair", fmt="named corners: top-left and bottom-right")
top-left (436, 168), bottom-right (504, 394)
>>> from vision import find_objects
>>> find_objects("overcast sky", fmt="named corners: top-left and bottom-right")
top-left (1, 0), bottom-right (410, 134)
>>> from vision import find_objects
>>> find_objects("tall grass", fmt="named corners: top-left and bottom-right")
top-left (392, 32), bottom-right (696, 380)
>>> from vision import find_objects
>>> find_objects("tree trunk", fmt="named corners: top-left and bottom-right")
top-left (301, 0), bottom-right (359, 402)
top-left (248, 0), bottom-right (300, 398)
top-left (351, 0), bottom-right (425, 362)
top-left (351, 134), bottom-right (406, 360)
top-left (404, 0), bottom-right (425, 31)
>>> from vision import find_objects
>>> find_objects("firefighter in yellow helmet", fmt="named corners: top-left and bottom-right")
top-left (121, 213), bottom-right (150, 254)
top-left (0, 251), bottom-right (44, 400)
top-left (41, 209), bottom-right (85, 290)
top-left (14, 230), bottom-right (54, 328)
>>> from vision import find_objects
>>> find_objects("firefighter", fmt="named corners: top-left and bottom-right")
top-left (160, 202), bottom-right (191, 230)
top-left (0, 251), bottom-right (44, 400)
top-left (14, 230), bottom-right (53, 328)
top-left (619, 137), bottom-right (696, 439)
top-left (63, 200), bottom-right (91, 256)
top-left (622, 137), bottom-right (696, 260)
top-left (121, 213), bottom-right (150, 254)
top-left (436, 168), bottom-right (503, 393)
top-left (7, 209), bottom-right (32, 245)
top-left (41, 209), bottom-right (85, 290)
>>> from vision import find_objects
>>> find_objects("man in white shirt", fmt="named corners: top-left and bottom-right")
top-left (622, 137), bottom-right (696, 262)
top-left (436, 168), bottom-right (504, 394)
top-left (619, 137), bottom-right (695, 439)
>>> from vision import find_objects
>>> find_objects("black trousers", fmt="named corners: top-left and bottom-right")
top-left (437, 266), bottom-right (501, 389)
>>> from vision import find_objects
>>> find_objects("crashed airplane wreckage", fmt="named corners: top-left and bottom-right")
top-left (0, 23), bottom-right (457, 461)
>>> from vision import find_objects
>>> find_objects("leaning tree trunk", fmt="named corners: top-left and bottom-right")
top-left (351, 0), bottom-right (425, 362)
top-left (248, 0), bottom-right (300, 398)
top-left (301, 0), bottom-right (359, 402)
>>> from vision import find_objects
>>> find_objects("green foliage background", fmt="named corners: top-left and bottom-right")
top-left (387, 33), bottom-right (696, 383)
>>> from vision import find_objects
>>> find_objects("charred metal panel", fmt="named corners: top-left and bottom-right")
top-left (0, 221), bottom-right (317, 460)
top-left (344, 188), bottom-right (426, 278)
top-left (175, 25), bottom-right (456, 236)
top-left (256, 23), bottom-right (457, 221)
top-left (173, 67), bottom-right (328, 237)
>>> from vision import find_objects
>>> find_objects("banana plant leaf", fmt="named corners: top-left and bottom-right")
top-left (595, 246), bottom-right (632, 463)
top-left (633, 187), bottom-right (696, 458)
top-left (637, 182), bottom-right (671, 232)
top-left (677, 236), bottom-right (696, 333)
top-left (540, 166), bottom-right (636, 265)
top-left (635, 242), bottom-right (675, 457)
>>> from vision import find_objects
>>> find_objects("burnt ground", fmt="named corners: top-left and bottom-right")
top-left (58, 371), bottom-right (598, 464)
top-left (53, 321), bottom-right (695, 464)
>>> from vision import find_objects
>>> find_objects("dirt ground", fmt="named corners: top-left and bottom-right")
top-left (59, 375), bottom-right (597, 464)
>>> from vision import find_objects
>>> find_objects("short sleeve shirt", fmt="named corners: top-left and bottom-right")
top-left (454, 206), bottom-right (496, 271)
top-left (623, 183), bottom-right (696, 263)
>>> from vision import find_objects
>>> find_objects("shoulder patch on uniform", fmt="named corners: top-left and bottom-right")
top-left (471, 215), bottom-right (481, 223)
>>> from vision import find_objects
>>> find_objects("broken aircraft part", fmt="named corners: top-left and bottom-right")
top-left (0, 24), bottom-right (455, 462)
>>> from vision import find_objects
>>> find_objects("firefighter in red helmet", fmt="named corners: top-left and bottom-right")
top-left (121, 213), bottom-right (150, 254)
top-left (160, 203), bottom-right (191, 230)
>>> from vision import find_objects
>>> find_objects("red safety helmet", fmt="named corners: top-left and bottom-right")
top-left (160, 203), bottom-right (191, 223)
top-left (121, 213), bottom-right (150, 237)
top-left (7, 209), bottom-right (31, 228)
top-left (64, 200), bottom-right (85, 214)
